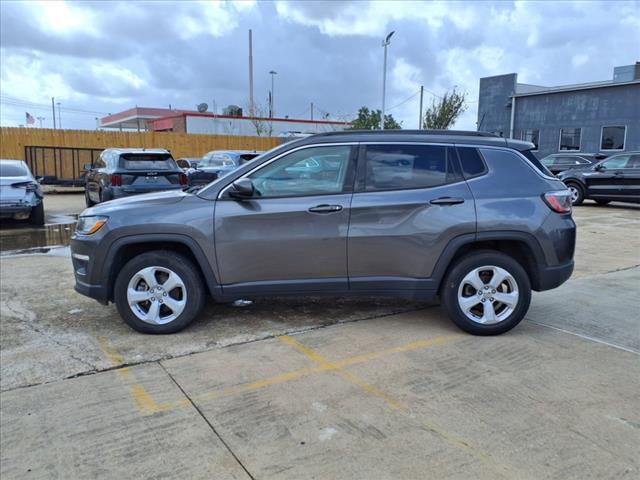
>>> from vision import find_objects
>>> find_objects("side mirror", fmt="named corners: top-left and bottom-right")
top-left (229, 178), bottom-right (255, 199)
top-left (36, 177), bottom-right (44, 184)
top-left (594, 164), bottom-right (605, 171)
top-left (83, 163), bottom-right (93, 171)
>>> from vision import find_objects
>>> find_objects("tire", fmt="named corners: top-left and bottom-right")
top-left (441, 251), bottom-right (531, 336)
top-left (595, 199), bottom-right (611, 206)
top-left (565, 182), bottom-right (584, 206)
top-left (85, 189), bottom-right (96, 207)
top-left (29, 202), bottom-right (45, 226)
top-left (113, 250), bottom-right (206, 334)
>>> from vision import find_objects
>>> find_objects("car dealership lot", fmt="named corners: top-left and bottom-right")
top-left (1, 195), bottom-right (639, 479)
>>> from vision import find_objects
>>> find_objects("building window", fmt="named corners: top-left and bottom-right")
top-left (600, 126), bottom-right (626, 151)
top-left (520, 129), bottom-right (540, 150)
top-left (559, 128), bottom-right (581, 151)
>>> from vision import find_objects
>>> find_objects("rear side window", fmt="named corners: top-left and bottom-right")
top-left (0, 163), bottom-right (27, 177)
top-left (520, 149), bottom-right (553, 176)
top-left (456, 147), bottom-right (486, 178)
top-left (364, 144), bottom-right (450, 191)
top-left (121, 154), bottom-right (176, 170)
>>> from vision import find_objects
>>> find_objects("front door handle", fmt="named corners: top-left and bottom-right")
top-left (430, 197), bottom-right (465, 205)
top-left (308, 204), bottom-right (343, 213)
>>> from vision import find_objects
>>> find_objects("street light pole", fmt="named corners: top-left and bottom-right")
top-left (269, 70), bottom-right (277, 118)
top-left (381, 30), bottom-right (395, 129)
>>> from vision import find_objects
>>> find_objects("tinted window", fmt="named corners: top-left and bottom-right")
top-left (0, 163), bottom-right (27, 177)
top-left (457, 147), bottom-right (486, 177)
top-left (249, 145), bottom-right (352, 198)
top-left (601, 126), bottom-right (625, 150)
top-left (121, 154), bottom-right (176, 170)
top-left (520, 149), bottom-right (553, 176)
top-left (364, 144), bottom-right (448, 191)
top-left (559, 128), bottom-right (581, 151)
top-left (94, 152), bottom-right (107, 169)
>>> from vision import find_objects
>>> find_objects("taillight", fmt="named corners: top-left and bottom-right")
top-left (11, 181), bottom-right (39, 192)
top-left (179, 173), bottom-right (188, 186)
top-left (110, 174), bottom-right (122, 187)
top-left (543, 190), bottom-right (572, 214)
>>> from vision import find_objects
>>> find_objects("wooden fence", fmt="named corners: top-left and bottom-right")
top-left (0, 128), bottom-right (280, 162)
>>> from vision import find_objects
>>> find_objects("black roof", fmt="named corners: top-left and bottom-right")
top-left (296, 129), bottom-right (534, 151)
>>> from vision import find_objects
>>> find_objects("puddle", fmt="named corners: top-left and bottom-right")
top-left (0, 222), bottom-right (76, 255)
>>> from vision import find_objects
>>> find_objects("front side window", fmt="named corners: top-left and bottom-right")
top-left (600, 155), bottom-right (631, 169)
top-left (559, 128), bottom-right (581, 151)
top-left (520, 129), bottom-right (540, 150)
top-left (364, 144), bottom-right (449, 191)
top-left (601, 126), bottom-right (626, 151)
top-left (249, 145), bottom-right (352, 198)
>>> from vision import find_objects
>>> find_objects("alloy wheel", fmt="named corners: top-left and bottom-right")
top-left (457, 265), bottom-right (519, 325)
top-left (126, 266), bottom-right (187, 325)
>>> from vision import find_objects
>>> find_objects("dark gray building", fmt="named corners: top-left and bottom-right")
top-left (477, 63), bottom-right (640, 159)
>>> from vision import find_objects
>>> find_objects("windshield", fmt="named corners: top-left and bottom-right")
top-left (200, 153), bottom-right (235, 168)
top-left (0, 163), bottom-right (27, 177)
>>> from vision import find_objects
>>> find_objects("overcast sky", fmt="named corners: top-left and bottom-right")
top-left (1, 0), bottom-right (639, 131)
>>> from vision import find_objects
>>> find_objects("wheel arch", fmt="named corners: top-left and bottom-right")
top-left (102, 234), bottom-right (220, 302)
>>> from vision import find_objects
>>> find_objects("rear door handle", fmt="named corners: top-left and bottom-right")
top-left (308, 204), bottom-right (343, 213)
top-left (430, 197), bottom-right (465, 205)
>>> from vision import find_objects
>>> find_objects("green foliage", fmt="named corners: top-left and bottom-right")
top-left (350, 107), bottom-right (402, 130)
top-left (422, 88), bottom-right (468, 130)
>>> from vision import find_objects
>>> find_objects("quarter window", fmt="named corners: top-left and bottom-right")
top-left (601, 126), bottom-right (626, 151)
top-left (457, 147), bottom-right (486, 177)
top-left (559, 128), bottom-right (581, 151)
top-left (364, 144), bottom-right (449, 191)
top-left (520, 129), bottom-right (540, 150)
top-left (249, 145), bottom-right (352, 198)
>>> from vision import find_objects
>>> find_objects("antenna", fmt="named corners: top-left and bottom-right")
top-left (197, 103), bottom-right (208, 113)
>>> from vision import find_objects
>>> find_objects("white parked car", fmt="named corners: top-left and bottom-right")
top-left (0, 159), bottom-right (45, 225)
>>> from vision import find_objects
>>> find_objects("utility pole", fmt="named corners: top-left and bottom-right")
top-left (51, 97), bottom-right (56, 129)
top-left (269, 70), bottom-right (277, 118)
top-left (248, 29), bottom-right (254, 115)
top-left (418, 85), bottom-right (424, 129)
top-left (310, 102), bottom-right (314, 121)
top-left (56, 102), bottom-right (62, 129)
top-left (381, 30), bottom-right (395, 129)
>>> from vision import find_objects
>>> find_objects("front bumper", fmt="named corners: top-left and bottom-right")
top-left (70, 230), bottom-right (110, 305)
top-left (74, 278), bottom-right (109, 305)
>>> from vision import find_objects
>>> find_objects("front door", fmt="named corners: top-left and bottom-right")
top-left (587, 154), bottom-right (634, 199)
top-left (348, 143), bottom-right (476, 292)
top-left (215, 144), bottom-right (357, 296)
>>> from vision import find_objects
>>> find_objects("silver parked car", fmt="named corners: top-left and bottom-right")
top-left (0, 159), bottom-right (45, 225)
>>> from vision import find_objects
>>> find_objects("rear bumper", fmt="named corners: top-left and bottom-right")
top-left (535, 260), bottom-right (574, 291)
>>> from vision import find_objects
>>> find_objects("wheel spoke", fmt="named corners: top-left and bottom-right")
top-left (128, 289), bottom-right (150, 305)
top-left (146, 301), bottom-right (161, 324)
top-left (139, 267), bottom-right (157, 288)
top-left (481, 301), bottom-right (498, 324)
top-left (488, 267), bottom-right (510, 289)
top-left (161, 272), bottom-right (181, 292)
top-left (163, 296), bottom-right (186, 315)
top-left (462, 268), bottom-right (485, 292)
top-left (459, 295), bottom-right (481, 312)
top-left (493, 291), bottom-right (518, 307)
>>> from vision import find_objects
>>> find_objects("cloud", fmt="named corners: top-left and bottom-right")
top-left (1, 0), bottom-right (638, 130)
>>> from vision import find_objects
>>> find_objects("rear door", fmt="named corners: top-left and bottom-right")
top-left (586, 154), bottom-right (631, 199)
top-left (347, 143), bottom-right (475, 293)
top-left (214, 144), bottom-right (357, 295)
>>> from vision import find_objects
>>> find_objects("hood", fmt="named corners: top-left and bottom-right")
top-left (83, 189), bottom-right (187, 216)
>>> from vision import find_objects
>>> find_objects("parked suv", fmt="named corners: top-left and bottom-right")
top-left (84, 148), bottom-right (187, 206)
top-left (558, 152), bottom-right (640, 205)
top-left (71, 131), bottom-right (575, 335)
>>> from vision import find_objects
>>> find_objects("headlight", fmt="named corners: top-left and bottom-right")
top-left (76, 216), bottom-right (108, 235)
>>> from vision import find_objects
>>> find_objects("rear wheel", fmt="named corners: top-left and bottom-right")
top-left (441, 251), bottom-right (531, 335)
top-left (114, 251), bottom-right (206, 334)
top-left (29, 202), bottom-right (45, 226)
top-left (566, 182), bottom-right (584, 206)
top-left (595, 199), bottom-right (611, 206)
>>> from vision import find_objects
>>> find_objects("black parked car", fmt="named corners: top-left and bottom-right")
top-left (539, 153), bottom-right (606, 175)
top-left (84, 148), bottom-right (188, 206)
top-left (558, 152), bottom-right (640, 205)
top-left (187, 150), bottom-right (262, 187)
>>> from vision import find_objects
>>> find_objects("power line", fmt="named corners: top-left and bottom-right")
top-left (0, 95), bottom-right (109, 115)
top-left (386, 89), bottom-right (421, 111)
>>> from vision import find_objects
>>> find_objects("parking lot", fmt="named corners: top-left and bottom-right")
top-left (1, 194), bottom-right (639, 479)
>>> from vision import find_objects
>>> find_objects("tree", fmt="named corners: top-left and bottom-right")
top-left (422, 88), bottom-right (467, 130)
top-left (349, 107), bottom-right (402, 130)
top-left (248, 103), bottom-right (274, 137)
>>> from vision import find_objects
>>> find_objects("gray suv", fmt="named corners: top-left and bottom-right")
top-left (70, 131), bottom-right (575, 335)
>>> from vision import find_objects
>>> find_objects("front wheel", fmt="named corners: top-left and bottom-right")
top-left (441, 251), bottom-right (531, 335)
top-left (114, 251), bottom-right (206, 334)
top-left (565, 182), bottom-right (584, 206)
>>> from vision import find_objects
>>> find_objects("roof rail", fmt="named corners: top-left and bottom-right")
top-left (315, 129), bottom-right (498, 137)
